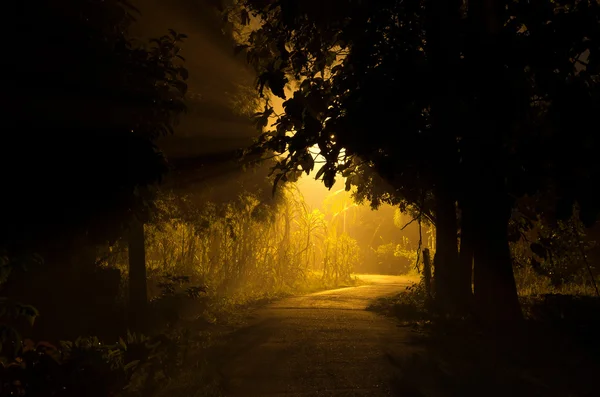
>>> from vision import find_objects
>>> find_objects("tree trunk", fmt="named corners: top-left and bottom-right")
top-left (422, 248), bottom-right (433, 306)
top-left (472, 190), bottom-right (522, 325)
top-left (425, 0), bottom-right (463, 313)
top-left (433, 189), bottom-right (459, 311)
top-left (458, 204), bottom-right (475, 306)
top-left (128, 218), bottom-right (148, 330)
top-left (465, 0), bottom-right (522, 325)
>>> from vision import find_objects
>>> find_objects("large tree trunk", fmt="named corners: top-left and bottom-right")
top-left (463, 0), bottom-right (522, 325)
top-left (425, 0), bottom-right (463, 314)
top-left (472, 188), bottom-right (522, 325)
top-left (433, 188), bottom-right (460, 311)
top-left (128, 218), bottom-right (148, 330)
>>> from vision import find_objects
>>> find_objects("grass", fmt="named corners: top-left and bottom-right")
top-left (514, 266), bottom-right (599, 297)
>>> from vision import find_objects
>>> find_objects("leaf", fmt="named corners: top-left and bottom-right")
top-left (530, 242), bottom-right (547, 259)
top-left (124, 359), bottom-right (140, 371)
top-left (325, 51), bottom-right (337, 67)
top-left (299, 152), bottom-right (314, 174)
top-left (173, 81), bottom-right (188, 96)
top-left (241, 9), bottom-right (250, 26)
top-left (234, 44), bottom-right (249, 55)
top-left (268, 70), bottom-right (288, 99)
top-left (253, 106), bottom-right (274, 130)
top-left (178, 67), bottom-right (189, 80)
top-left (291, 51), bottom-right (307, 75)
top-left (257, 71), bottom-right (269, 97)
top-left (315, 164), bottom-right (327, 180)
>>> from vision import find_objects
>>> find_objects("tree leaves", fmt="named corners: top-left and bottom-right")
top-left (239, 0), bottom-right (600, 229)
top-left (530, 242), bottom-right (548, 259)
top-left (269, 70), bottom-right (288, 99)
top-left (240, 9), bottom-right (250, 26)
top-left (4, 0), bottom-right (192, 250)
top-left (253, 105), bottom-right (274, 130)
top-left (234, 44), bottom-right (250, 55)
top-left (0, 298), bottom-right (39, 326)
top-left (298, 151), bottom-right (314, 174)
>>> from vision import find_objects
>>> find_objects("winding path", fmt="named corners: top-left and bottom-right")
top-left (216, 275), bottom-right (421, 396)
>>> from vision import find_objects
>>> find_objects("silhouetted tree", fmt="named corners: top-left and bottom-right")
top-left (236, 0), bottom-right (600, 324)
top-left (2, 0), bottom-right (187, 336)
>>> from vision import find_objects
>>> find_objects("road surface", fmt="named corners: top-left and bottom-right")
top-left (215, 275), bottom-right (422, 397)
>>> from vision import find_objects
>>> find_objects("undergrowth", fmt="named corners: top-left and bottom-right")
top-left (124, 271), bottom-right (361, 397)
top-left (367, 274), bottom-right (600, 396)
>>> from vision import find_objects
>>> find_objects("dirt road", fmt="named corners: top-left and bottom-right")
top-left (215, 275), bottom-right (420, 397)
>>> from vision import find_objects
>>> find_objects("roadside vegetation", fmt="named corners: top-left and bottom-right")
top-left (368, 208), bottom-right (600, 396)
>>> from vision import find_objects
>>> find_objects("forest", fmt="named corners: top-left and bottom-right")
top-left (1, 0), bottom-right (599, 396)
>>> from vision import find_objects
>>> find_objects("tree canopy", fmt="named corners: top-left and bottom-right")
top-left (3, 0), bottom-right (189, 252)
top-left (234, 0), bottom-right (600, 322)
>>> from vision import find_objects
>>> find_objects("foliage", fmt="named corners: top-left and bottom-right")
top-left (234, 0), bottom-right (432, 212)
top-left (232, 0), bottom-right (600, 323)
top-left (149, 274), bottom-right (209, 329)
top-left (3, 0), bottom-right (189, 253)
top-left (234, 0), bottom-right (600, 218)
top-left (367, 279), bottom-right (432, 322)
top-left (104, 185), bottom-right (360, 311)
top-left (0, 254), bottom-right (44, 286)
top-left (0, 331), bottom-right (192, 397)
top-left (529, 220), bottom-right (596, 287)
top-left (394, 237), bottom-right (419, 271)
top-left (0, 298), bottom-right (40, 366)
top-left (321, 233), bottom-right (360, 284)
top-left (510, 207), bottom-right (598, 290)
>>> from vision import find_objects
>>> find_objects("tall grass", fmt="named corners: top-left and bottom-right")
top-left (104, 186), bottom-right (363, 317)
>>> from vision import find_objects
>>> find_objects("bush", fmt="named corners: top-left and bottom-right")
top-left (367, 279), bottom-right (431, 322)
top-left (0, 332), bottom-right (191, 397)
top-left (148, 274), bottom-right (209, 330)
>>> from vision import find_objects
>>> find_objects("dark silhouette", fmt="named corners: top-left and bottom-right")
top-left (240, 0), bottom-right (600, 325)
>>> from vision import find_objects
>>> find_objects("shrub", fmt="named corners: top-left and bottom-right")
top-left (367, 279), bottom-right (431, 322)
top-left (0, 332), bottom-right (190, 397)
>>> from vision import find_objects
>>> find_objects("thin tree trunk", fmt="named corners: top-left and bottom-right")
top-left (423, 248), bottom-right (433, 306)
top-left (128, 218), bottom-right (148, 330)
top-left (458, 204), bottom-right (475, 306)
